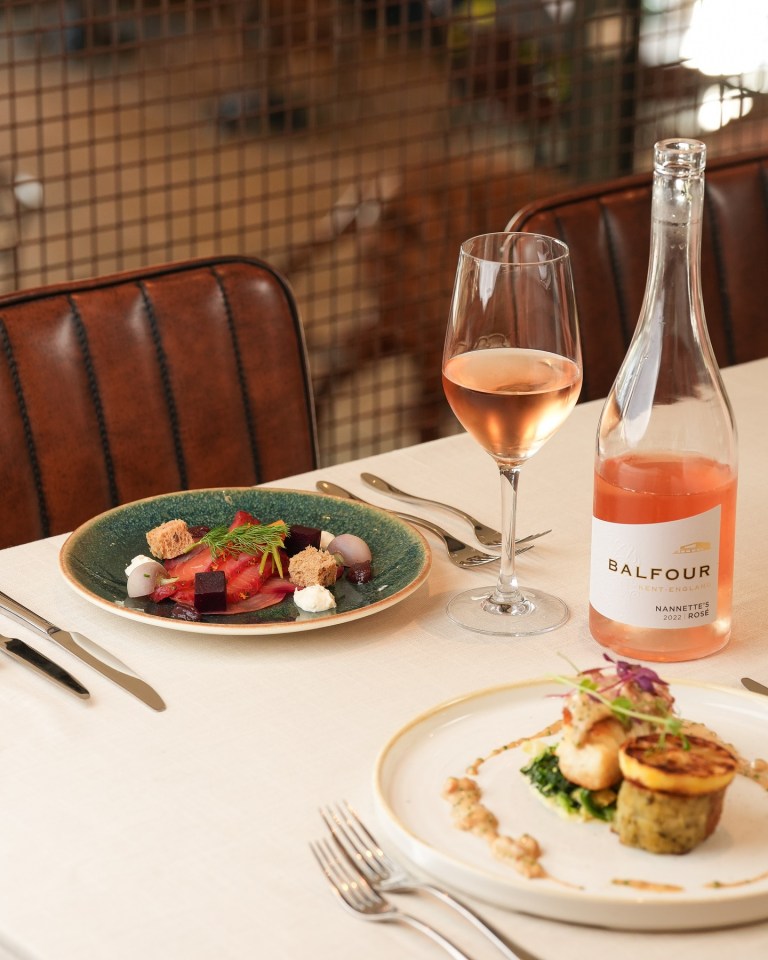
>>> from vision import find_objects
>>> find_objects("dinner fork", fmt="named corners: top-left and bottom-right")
top-left (315, 480), bottom-right (534, 569)
top-left (321, 802), bottom-right (522, 960)
top-left (361, 472), bottom-right (506, 546)
top-left (310, 837), bottom-right (476, 960)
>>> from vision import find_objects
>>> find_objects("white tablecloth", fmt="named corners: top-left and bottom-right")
top-left (1, 360), bottom-right (766, 960)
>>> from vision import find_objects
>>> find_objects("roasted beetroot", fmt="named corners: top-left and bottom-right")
top-left (284, 524), bottom-right (322, 556)
top-left (346, 561), bottom-right (373, 584)
top-left (194, 570), bottom-right (227, 611)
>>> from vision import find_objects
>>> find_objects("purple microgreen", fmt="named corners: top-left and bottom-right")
top-left (603, 654), bottom-right (668, 694)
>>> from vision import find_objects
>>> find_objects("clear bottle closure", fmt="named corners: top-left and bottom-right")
top-left (652, 138), bottom-right (706, 226)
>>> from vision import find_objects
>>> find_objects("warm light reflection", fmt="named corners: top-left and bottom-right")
top-left (697, 85), bottom-right (754, 132)
top-left (681, 0), bottom-right (768, 77)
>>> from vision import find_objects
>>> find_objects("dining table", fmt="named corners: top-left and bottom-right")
top-left (1, 356), bottom-right (766, 960)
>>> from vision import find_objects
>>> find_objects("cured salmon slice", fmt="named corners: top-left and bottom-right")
top-left (148, 510), bottom-right (291, 611)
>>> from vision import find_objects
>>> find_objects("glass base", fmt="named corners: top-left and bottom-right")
top-left (446, 585), bottom-right (569, 636)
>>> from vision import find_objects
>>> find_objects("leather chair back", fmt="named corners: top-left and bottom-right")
top-left (506, 150), bottom-right (768, 402)
top-left (0, 256), bottom-right (317, 547)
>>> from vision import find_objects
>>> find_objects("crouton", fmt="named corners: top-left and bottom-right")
top-left (288, 546), bottom-right (339, 588)
top-left (146, 519), bottom-right (195, 559)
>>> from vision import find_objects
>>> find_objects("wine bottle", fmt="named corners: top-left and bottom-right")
top-left (589, 138), bottom-right (737, 662)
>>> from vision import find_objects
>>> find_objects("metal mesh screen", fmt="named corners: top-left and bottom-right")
top-left (2, 1), bottom-right (766, 463)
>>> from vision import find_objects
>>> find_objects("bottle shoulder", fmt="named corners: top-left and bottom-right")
top-left (597, 370), bottom-right (738, 465)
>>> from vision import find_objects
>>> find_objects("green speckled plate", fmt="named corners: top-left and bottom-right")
top-left (59, 488), bottom-right (431, 635)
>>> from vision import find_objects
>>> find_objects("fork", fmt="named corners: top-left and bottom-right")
top-left (310, 837), bottom-right (476, 960)
top-left (321, 802), bottom-right (522, 960)
top-left (361, 472), bottom-right (505, 546)
top-left (315, 480), bottom-right (537, 569)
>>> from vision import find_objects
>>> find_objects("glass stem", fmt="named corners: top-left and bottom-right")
top-left (490, 465), bottom-right (524, 604)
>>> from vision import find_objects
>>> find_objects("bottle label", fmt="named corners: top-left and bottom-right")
top-left (590, 507), bottom-right (721, 629)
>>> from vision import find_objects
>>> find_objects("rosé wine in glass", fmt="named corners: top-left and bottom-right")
top-left (442, 233), bottom-right (582, 636)
top-left (442, 347), bottom-right (582, 464)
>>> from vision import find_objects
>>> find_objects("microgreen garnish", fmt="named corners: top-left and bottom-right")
top-left (187, 520), bottom-right (289, 577)
top-left (604, 654), bottom-right (667, 694)
top-left (551, 654), bottom-right (683, 742)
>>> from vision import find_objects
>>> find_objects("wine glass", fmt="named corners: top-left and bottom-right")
top-left (442, 232), bottom-right (582, 635)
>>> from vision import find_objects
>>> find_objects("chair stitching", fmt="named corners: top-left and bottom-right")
top-left (68, 295), bottom-right (120, 506)
top-left (760, 160), bottom-right (768, 242)
top-left (600, 202), bottom-right (633, 346)
top-left (210, 265), bottom-right (263, 482)
top-left (137, 281), bottom-right (188, 489)
top-left (704, 189), bottom-right (736, 365)
top-left (553, 210), bottom-right (593, 400)
top-left (0, 316), bottom-right (50, 537)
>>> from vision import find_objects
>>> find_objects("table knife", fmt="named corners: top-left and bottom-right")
top-left (0, 589), bottom-right (166, 711)
top-left (741, 676), bottom-right (768, 697)
top-left (1, 634), bottom-right (90, 699)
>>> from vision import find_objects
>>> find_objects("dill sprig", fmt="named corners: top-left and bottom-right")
top-left (191, 520), bottom-right (289, 576)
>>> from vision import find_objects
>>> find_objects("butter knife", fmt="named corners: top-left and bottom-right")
top-left (1, 634), bottom-right (90, 699)
top-left (0, 589), bottom-right (166, 711)
top-left (741, 677), bottom-right (768, 697)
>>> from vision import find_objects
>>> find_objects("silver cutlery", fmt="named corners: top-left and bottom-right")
top-left (0, 589), bottom-right (165, 711)
top-left (316, 480), bottom-right (534, 569)
top-left (322, 801), bottom-right (521, 960)
top-left (0, 634), bottom-right (90, 699)
top-left (310, 836), bottom-right (476, 960)
top-left (361, 473), bottom-right (551, 552)
top-left (361, 472), bottom-right (508, 546)
top-left (741, 677), bottom-right (768, 697)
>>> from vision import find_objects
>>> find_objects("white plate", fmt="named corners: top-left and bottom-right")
top-left (373, 679), bottom-right (768, 930)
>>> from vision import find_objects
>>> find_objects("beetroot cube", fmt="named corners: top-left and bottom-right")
top-left (284, 524), bottom-right (321, 556)
top-left (194, 570), bottom-right (227, 612)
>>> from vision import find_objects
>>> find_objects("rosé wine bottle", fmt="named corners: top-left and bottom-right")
top-left (589, 139), bottom-right (738, 662)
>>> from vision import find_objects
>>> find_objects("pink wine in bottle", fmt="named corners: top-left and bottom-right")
top-left (589, 139), bottom-right (737, 662)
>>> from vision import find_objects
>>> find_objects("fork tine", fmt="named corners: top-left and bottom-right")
top-left (514, 529), bottom-right (551, 546)
top-left (320, 803), bottom-right (385, 882)
top-left (311, 837), bottom-right (380, 911)
top-left (310, 838), bottom-right (348, 902)
top-left (312, 833), bottom-right (478, 960)
top-left (341, 801), bottom-right (393, 869)
top-left (467, 542), bottom-right (534, 565)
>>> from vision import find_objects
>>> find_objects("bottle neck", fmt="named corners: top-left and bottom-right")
top-left (645, 171), bottom-right (705, 328)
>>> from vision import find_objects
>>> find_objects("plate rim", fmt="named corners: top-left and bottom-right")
top-left (59, 486), bottom-right (431, 635)
top-left (372, 677), bottom-right (768, 930)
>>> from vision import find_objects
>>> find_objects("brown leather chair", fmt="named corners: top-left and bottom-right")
top-left (506, 149), bottom-right (768, 402)
top-left (0, 256), bottom-right (318, 548)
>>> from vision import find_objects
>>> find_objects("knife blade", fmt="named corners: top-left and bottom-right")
top-left (741, 677), bottom-right (768, 697)
top-left (0, 589), bottom-right (166, 711)
top-left (1, 634), bottom-right (90, 699)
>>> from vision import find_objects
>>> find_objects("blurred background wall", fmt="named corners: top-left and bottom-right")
top-left (2, 1), bottom-right (767, 463)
